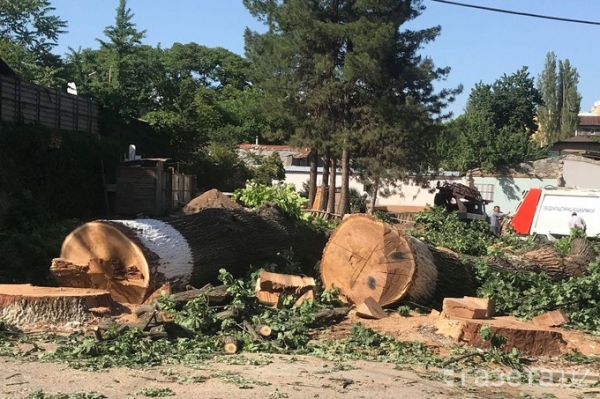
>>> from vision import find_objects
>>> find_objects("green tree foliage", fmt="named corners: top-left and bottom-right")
top-left (558, 59), bottom-right (582, 139)
top-left (243, 151), bottom-right (286, 186)
top-left (536, 52), bottom-right (582, 146)
top-left (0, 0), bottom-right (67, 85)
top-left (245, 0), bottom-right (459, 214)
top-left (438, 67), bottom-right (543, 172)
top-left (66, 0), bottom-right (162, 118)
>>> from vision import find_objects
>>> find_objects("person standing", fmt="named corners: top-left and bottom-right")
top-left (568, 212), bottom-right (586, 232)
top-left (490, 206), bottom-right (508, 237)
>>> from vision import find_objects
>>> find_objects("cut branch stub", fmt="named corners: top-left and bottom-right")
top-left (320, 214), bottom-right (437, 307)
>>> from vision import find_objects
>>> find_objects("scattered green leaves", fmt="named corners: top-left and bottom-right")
top-left (138, 387), bottom-right (175, 397)
top-left (233, 182), bottom-right (307, 221)
top-left (210, 370), bottom-right (271, 389)
top-left (25, 392), bottom-right (106, 399)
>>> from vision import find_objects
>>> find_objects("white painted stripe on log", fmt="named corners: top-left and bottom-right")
top-left (113, 219), bottom-right (194, 285)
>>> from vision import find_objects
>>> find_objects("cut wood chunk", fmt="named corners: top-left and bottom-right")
top-left (442, 298), bottom-right (488, 319)
top-left (294, 290), bottom-right (314, 306)
top-left (255, 324), bottom-right (272, 337)
top-left (143, 282), bottom-right (172, 305)
top-left (258, 271), bottom-right (315, 292)
top-left (255, 271), bottom-right (315, 307)
top-left (0, 284), bottom-right (114, 326)
top-left (51, 206), bottom-right (329, 304)
top-left (463, 296), bottom-right (495, 318)
top-left (356, 297), bottom-right (387, 319)
top-left (223, 336), bottom-right (239, 354)
top-left (256, 289), bottom-right (280, 307)
top-left (532, 310), bottom-right (570, 328)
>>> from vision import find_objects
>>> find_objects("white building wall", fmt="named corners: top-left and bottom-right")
top-left (562, 158), bottom-right (600, 189)
top-left (279, 167), bottom-right (464, 208)
top-left (471, 176), bottom-right (557, 214)
top-left (281, 168), bottom-right (364, 195)
top-left (374, 177), bottom-right (463, 208)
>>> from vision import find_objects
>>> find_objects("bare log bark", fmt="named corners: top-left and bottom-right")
top-left (487, 240), bottom-right (596, 281)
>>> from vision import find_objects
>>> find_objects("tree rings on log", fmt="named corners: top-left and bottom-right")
top-left (320, 214), bottom-right (438, 306)
top-left (50, 219), bottom-right (182, 305)
top-left (0, 284), bottom-right (114, 327)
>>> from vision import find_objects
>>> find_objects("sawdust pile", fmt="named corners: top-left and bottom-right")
top-left (181, 189), bottom-right (242, 215)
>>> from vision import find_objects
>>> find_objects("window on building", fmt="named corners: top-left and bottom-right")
top-left (474, 184), bottom-right (494, 202)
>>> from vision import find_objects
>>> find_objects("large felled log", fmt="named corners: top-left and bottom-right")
top-left (320, 215), bottom-right (478, 307)
top-left (565, 237), bottom-right (597, 277)
top-left (0, 284), bottom-right (114, 326)
top-left (423, 247), bottom-right (479, 308)
top-left (487, 238), bottom-right (597, 281)
top-left (50, 205), bottom-right (329, 304)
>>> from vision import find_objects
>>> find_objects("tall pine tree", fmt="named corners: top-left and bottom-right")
top-left (536, 52), bottom-right (581, 146)
top-left (244, 0), bottom-right (458, 214)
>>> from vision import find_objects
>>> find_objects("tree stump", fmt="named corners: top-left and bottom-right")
top-left (50, 205), bottom-right (329, 304)
top-left (0, 284), bottom-right (114, 326)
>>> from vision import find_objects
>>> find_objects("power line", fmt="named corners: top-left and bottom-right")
top-left (431, 0), bottom-right (600, 26)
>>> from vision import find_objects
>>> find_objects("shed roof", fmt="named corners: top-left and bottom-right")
top-left (579, 115), bottom-right (600, 126)
top-left (554, 136), bottom-right (599, 144)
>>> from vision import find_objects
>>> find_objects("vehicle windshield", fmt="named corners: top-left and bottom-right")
top-left (461, 200), bottom-right (486, 215)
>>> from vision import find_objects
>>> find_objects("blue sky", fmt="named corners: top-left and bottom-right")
top-left (51, 0), bottom-right (600, 117)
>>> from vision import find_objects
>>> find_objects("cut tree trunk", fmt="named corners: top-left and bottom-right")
top-left (320, 215), bottom-right (597, 309)
top-left (486, 238), bottom-right (596, 281)
top-left (565, 237), bottom-right (597, 277)
top-left (51, 205), bottom-right (329, 304)
top-left (0, 284), bottom-right (114, 326)
top-left (308, 149), bottom-right (318, 209)
top-left (319, 149), bottom-right (331, 211)
top-left (338, 148), bottom-right (351, 216)
top-left (320, 215), bottom-right (476, 308)
top-left (327, 157), bottom-right (337, 214)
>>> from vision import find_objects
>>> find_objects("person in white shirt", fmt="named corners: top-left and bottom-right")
top-left (568, 212), bottom-right (586, 232)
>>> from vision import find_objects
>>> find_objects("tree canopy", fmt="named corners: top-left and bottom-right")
top-left (1, 0), bottom-right (580, 212)
top-left (437, 67), bottom-right (544, 172)
top-left (244, 0), bottom-right (460, 212)
top-left (536, 52), bottom-right (582, 146)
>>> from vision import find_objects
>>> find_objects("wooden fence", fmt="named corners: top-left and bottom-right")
top-left (0, 75), bottom-right (99, 134)
top-left (115, 161), bottom-right (196, 216)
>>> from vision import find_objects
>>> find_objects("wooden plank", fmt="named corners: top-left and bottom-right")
top-left (21, 105), bottom-right (37, 123)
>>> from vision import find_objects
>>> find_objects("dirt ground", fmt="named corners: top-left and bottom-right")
top-left (4, 311), bottom-right (600, 398)
top-left (4, 353), bottom-right (600, 399)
